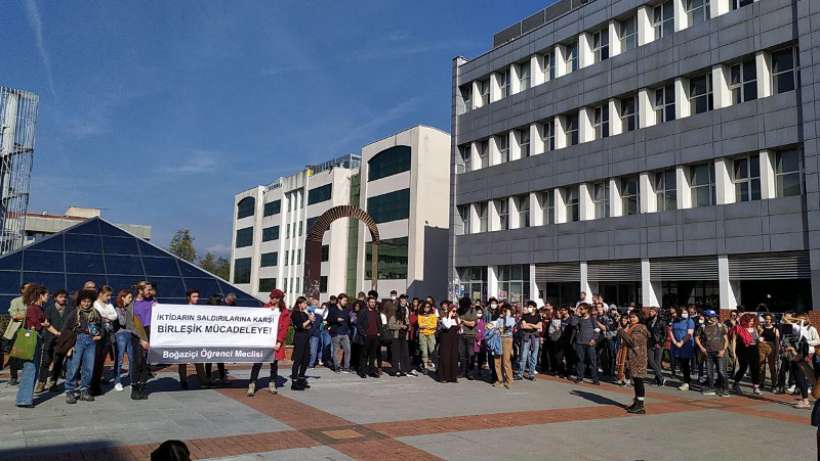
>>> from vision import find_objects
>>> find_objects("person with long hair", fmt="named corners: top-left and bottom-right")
top-left (248, 289), bottom-right (290, 396)
top-left (15, 284), bottom-right (51, 408)
top-left (90, 285), bottom-right (118, 395)
top-left (668, 306), bottom-right (695, 391)
top-left (417, 301), bottom-right (438, 372)
top-left (617, 310), bottom-right (651, 414)
top-left (386, 298), bottom-right (415, 376)
top-left (437, 302), bottom-right (460, 383)
top-left (489, 303), bottom-right (516, 388)
top-left (60, 290), bottom-right (101, 404)
top-left (113, 289), bottom-right (134, 392)
top-left (731, 313), bottom-right (762, 395)
top-left (783, 313), bottom-right (820, 409)
top-left (290, 296), bottom-right (313, 390)
top-left (36, 288), bottom-right (69, 394)
top-left (758, 312), bottom-right (780, 392)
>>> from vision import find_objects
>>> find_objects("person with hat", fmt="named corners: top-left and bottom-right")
top-left (695, 309), bottom-right (729, 396)
top-left (247, 289), bottom-right (290, 397)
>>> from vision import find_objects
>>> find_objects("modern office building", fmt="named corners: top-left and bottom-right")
top-left (449, 0), bottom-right (819, 312)
top-left (23, 207), bottom-right (152, 245)
top-left (230, 125), bottom-right (451, 304)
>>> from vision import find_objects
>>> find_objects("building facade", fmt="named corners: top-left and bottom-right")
top-left (230, 126), bottom-right (451, 304)
top-left (24, 207), bottom-right (152, 244)
top-left (449, 0), bottom-right (820, 312)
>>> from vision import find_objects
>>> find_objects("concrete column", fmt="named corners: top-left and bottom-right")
top-left (487, 266), bottom-right (498, 298)
top-left (579, 183), bottom-right (595, 221)
top-left (673, 0), bottom-right (689, 32)
top-left (471, 81), bottom-right (483, 109)
top-left (710, 0), bottom-right (730, 18)
top-left (469, 142), bottom-right (481, 171)
top-left (638, 88), bottom-right (655, 128)
top-left (675, 77), bottom-right (691, 119)
top-left (712, 64), bottom-right (732, 109)
top-left (489, 199), bottom-right (501, 231)
top-left (580, 261), bottom-right (592, 297)
top-left (608, 20), bottom-right (622, 58)
top-left (554, 44), bottom-right (568, 78)
top-left (468, 203), bottom-right (480, 234)
top-left (677, 165), bottom-right (692, 209)
top-left (718, 255), bottom-right (740, 310)
top-left (759, 150), bottom-right (777, 199)
top-left (531, 54), bottom-right (545, 87)
top-left (509, 64), bottom-right (521, 95)
top-left (555, 116), bottom-right (568, 149)
top-left (555, 189), bottom-right (568, 224)
top-left (579, 107), bottom-right (595, 143)
top-left (641, 259), bottom-right (660, 307)
top-left (609, 99), bottom-right (623, 136)
top-left (510, 130), bottom-right (522, 161)
top-left (529, 264), bottom-right (541, 305)
top-left (609, 178), bottom-right (623, 217)
top-left (489, 135), bottom-right (502, 166)
top-left (714, 158), bottom-right (735, 205)
top-left (490, 72), bottom-right (503, 103)
top-left (637, 6), bottom-right (654, 46)
top-left (640, 172), bottom-right (657, 214)
top-left (530, 123), bottom-right (544, 156)
top-left (756, 51), bottom-right (773, 99)
top-left (509, 197), bottom-right (520, 229)
top-left (579, 32), bottom-right (594, 68)
top-left (530, 192), bottom-right (543, 226)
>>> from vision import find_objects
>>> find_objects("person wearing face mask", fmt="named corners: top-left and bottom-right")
top-left (456, 297), bottom-right (478, 380)
top-left (473, 306), bottom-right (487, 378)
top-left (617, 311), bottom-right (651, 414)
top-left (437, 304), bottom-right (461, 383)
top-left (417, 302), bottom-right (438, 372)
top-left (669, 306), bottom-right (695, 391)
top-left (731, 313), bottom-right (762, 395)
top-left (695, 310), bottom-right (729, 396)
top-left (757, 312), bottom-right (780, 392)
top-left (488, 303), bottom-right (516, 389)
top-left (645, 306), bottom-right (667, 387)
top-left (516, 301), bottom-right (542, 381)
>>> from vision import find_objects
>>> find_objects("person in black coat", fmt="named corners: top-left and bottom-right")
top-left (356, 296), bottom-right (383, 378)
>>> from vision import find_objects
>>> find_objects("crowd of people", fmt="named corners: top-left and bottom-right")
top-left (2, 280), bottom-right (820, 417)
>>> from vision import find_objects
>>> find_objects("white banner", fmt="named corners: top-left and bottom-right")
top-left (148, 304), bottom-right (276, 364)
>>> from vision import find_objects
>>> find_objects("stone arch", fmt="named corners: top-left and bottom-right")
top-left (303, 205), bottom-right (380, 298)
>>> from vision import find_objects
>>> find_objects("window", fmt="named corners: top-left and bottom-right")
top-left (286, 223), bottom-right (291, 238)
top-left (732, 0), bottom-right (753, 10)
top-left (284, 250), bottom-right (290, 266)
top-left (542, 119), bottom-right (555, 151)
top-left (517, 128), bottom-right (530, 157)
top-left (593, 28), bottom-right (609, 63)
top-left (593, 105), bottom-right (609, 139)
top-left (565, 114), bottom-right (579, 146)
top-left (540, 191), bottom-right (554, 225)
top-left (496, 265), bottom-right (529, 304)
top-left (498, 69), bottom-right (509, 98)
top-left (367, 188), bottom-right (410, 223)
top-left (654, 83), bottom-right (676, 123)
top-left (566, 43), bottom-right (579, 73)
top-left (497, 134), bottom-right (509, 163)
top-left (478, 140), bottom-right (489, 168)
top-left (497, 199), bottom-right (509, 231)
top-left (319, 276), bottom-right (328, 293)
top-left (298, 220), bottom-right (303, 236)
top-left (543, 52), bottom-right (555, 81)
top-left (567, 187), bottom-right (580, 222)
top-left (772, 47), bottom-right (799, 94)
top-left (619, 17), bottom-right (637, 52)
top-left (517, 61), bottom-right (530, 91)
top-left (458, 205), bottom-right (471, 235)
top-left (263, 200), bottom-right (281, 217)
top-left (477, 202), bottom-right (488, 232)
top-left (516, 195), bottom-right (529, 228)
top-left (262, 225), bottom-right (279, 242)
top-left (690, 163), bottom-right (715, 208)
top-left (729, 59), bottom-right (757, 104)
top-left (236, 197), bottom-right (255, 220)
top-left (592, 181), bottom-right (609, 219)
top-left (260, 252), bottom-right (278, 267)
top-left (654, 169), bottom-right (677, 211)
top-left (307, 184), bottom-right (332, 205)
top-left (478, 78), bottom-right (490, 105)
top-left (365, 237), bottom-right (408, 280)
top-left (689, 73), bottom-right (713, 114)
top-left (318, 245), bottom-right (329, 263)
top-left (259, 278), bottom-right (276, 292)
top-left (368, 146), bottom-right (411, 181)
top-left (458, 145), bottom-right (471, 173)
top-left (233, 258), bottom-right (251, 284)
top-left (686, 0), bottom-right (710, 26)
top-left (458, 267), bottom-right (487, 302)
top-left (733, 154), bottom-right (761, 202)
top-left (775, 149), bottom-right (801, 197)
top-left (620, 96), bottom-right (637, 132)
top-left (461, 84), bottom-right (472, 110)
top-left (621, 176), bottom-right (639, 215)
top-left (296, 249), bottom-right (301, 264)
top-left (653, 1), bottom-right (674, 39)
top-left (235, 227), bottom-right (253, 248)
top-left (306, 217), bottom-right (316, 235)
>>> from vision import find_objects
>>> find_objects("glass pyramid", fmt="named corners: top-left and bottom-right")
top-left (0, 217), bottom-right (261, 313)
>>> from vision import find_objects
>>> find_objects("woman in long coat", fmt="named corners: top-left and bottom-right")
top-left (617, 310), bottom-right (650, 414)
top-left (437, 303), bottom-right (460, 383)
top-left (247, 289), bottom-right (291, 396)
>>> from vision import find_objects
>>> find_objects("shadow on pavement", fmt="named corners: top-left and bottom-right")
top-left (570, 389), bottom-right (628, 408)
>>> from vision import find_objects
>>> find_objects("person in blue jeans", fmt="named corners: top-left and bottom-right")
top-left (570, 303), bottom-right (606, 384)
top-left (114, 289), bottom-right (134, 392)
top-left (63, 290), bottom-right (102, 404)
top-left (516, 301), bottom-right (542, 380)
top-left (15, 285), bottom-right (51, 408)
top-left (308, 299), bottom-right (332, 368)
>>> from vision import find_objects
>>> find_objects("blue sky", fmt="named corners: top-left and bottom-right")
top-left (1, 0), bottom-right (549, 257)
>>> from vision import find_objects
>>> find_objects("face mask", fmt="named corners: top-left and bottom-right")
top-left (698, 318), bottom-right (704, 325)
top-left (490, 303), bottom-right (498, 309)
top-left (680, 313), bottom-right (689, 319)
top-left (391, 296), bottom-right (397, 301)
top-left (528, 307), bottom-right (535, 314)
top-left (476, 313), bottom-right (483, 318)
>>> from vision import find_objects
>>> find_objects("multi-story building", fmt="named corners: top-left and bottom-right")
top-left (23, 207), bottom-right (151, 244)
top-left (231, 126), bottom-right (451, 304)
top-left (449, 0), bottom-right (819, 312)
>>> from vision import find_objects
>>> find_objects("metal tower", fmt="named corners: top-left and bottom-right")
top-left (0, 87), bottom-right (38, 255)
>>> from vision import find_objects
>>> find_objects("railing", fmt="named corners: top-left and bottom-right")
top-left (492, 0), bottom-right (595, 49)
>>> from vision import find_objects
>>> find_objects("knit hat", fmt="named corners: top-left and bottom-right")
top-left (269, 289), bottom-right (285, 299)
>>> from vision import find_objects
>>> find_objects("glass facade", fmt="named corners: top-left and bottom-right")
top-left (237, 197), bottom-right (255, 219)
top-left (365, 237), bottom-right (408, 280)
top-left (235, 227), bottom-right (253, 248)
top-left (307, 184), bottom-right (332, 205)
top-left (457, 267), bottom-right (487, 301)
top-left (262, 225), bottom-right (279, 242)
top-left (263, 200), bottom-right (281, 217)
top-left (496, 265), bottom-right (529, 304)
top-left (260, 252), bottom-right (278, 267)
top-left (367, 188), bottom-right (410, 224)
top-left (368, 145), bottom-right (411, 181)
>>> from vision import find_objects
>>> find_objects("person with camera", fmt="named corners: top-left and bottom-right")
top-left (782, 313), bottom-right (819, 409)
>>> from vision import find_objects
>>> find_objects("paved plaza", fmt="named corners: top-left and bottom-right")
top-left (0, 366), bottom-right (815, 461)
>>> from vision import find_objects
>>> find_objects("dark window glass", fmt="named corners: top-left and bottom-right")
top-left (235, 227), bottom-right (254, 248)
top-left (66, 253), bottom-right (104, 274)
top-left (107, 275), bottom-right (144, 294)
top-left (260, 252), bottom-right (278, 267)
top-left (102, 237), bottom-right (139, 255)
top-left (0, 295), bottom-right (16, 314)
top-left (0, 252), bottom-right (22, 271)
top-left (104, 255), bottom-right (144, 275)
top-left (64, 234), bottom-right (103, 253)
top-left (23, 250), bottom-right (64, 272)
top-left (139, 240), bottom-right (167, 257)
top-left (233, 258), bottom-right (251, 284)
top-left (263, 200), bottom-right (281, 217)
top-left (689, 74), bottom-right (713, 114)
top-left (184, 278), bottom-right (222, 298)
top-left (180, 262), bottom-right (210, 278)
top-left (307, 184), bottom-right (332, 205)
top-left (262, 226), bottom-right (279, 242)
top-left (368, 145), bottom-right (412, 182)
top-left (772, 48), bottom-right (797, 94)
top-left (143, 257), bottom-right (181, 276)
top-left (66, 220), bottom-right (101, 235)
top-left (98, 221), bottom-right (130, 237)
top-left (35, 235), bottom-right (63, 251)
top-left (320, 276), bottom-right (328, 292)
top-left (365, 237), bottom-right (408, 280)
top-left (367, 189), bottom-right (410, 224)
top-left (0, 271), bottom-right (21, 294)
top-left (259, 278), bottom-right (277, 293)
top-left (306, 217), bottom-right (317, 235)
top-left (237, 197), bottom-right (255, 219)
top-left (149, 277), bottom-right (186, 298)
top-left (321, 245), bottom-right (329, 262)
top-left (22, 272), bottom-right (65, 293)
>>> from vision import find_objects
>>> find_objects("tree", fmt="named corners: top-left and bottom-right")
top-left (199, 251), bottom-right (230, 280)
top-left (168, 229), bottom-right (197, 262)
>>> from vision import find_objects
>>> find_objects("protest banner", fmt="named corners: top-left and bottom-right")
top-left (148, 304), bottom-right (277, 364)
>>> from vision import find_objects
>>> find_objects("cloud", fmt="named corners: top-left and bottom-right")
top-left (204, 243), bottom-right (230, 257)
top-left (159, 148), bottom-right (221, 175)
top-left (21, 0), bottom-right (56, 98)
top-left (327, 96), bottom-right (423, 152)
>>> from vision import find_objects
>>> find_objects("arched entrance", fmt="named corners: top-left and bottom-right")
top-left (303, 205), bottom-right (380, 299)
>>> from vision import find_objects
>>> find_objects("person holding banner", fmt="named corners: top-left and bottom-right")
top-left (247, 289), bottom-right (290, 397)
top-left (290, 296), bottom-right (314, 391)
top-left (178, 289), bottom-right (210, 390)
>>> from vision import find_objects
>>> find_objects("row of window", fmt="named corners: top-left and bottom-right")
top-left (258, 276), bottom-right (327, 294)
top-left (258, 244), bottom-right (329, 270)
top-left (458, 46), bottom-right (799, 174)
top-left (367, 188), bottom-right (411, 224)
top-left (461, 0), bottom-right (754, 111)
top-left (368, 145), bottom-right (411, 182)
top-left (456, 149), bottom-right (801, 233)
top-left (236, 183), bottom-right (333, 221)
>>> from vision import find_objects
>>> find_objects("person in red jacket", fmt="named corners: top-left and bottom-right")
top-left (247, 289), bottom-right (291, 397)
